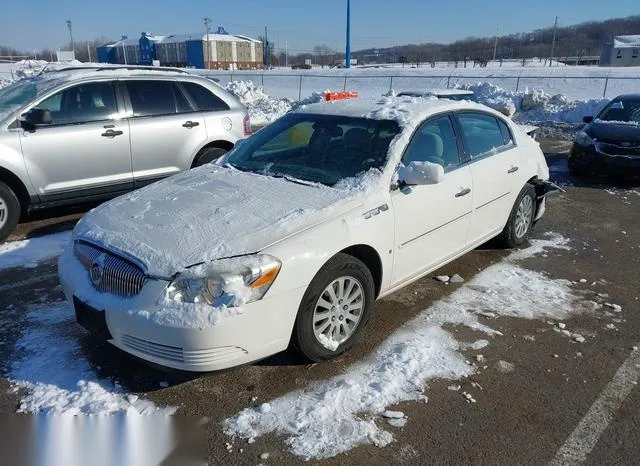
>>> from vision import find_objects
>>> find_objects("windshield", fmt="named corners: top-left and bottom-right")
top-left (0, 77), bottom-right (59, 112)
top-left (225, 113), bottom-right (401, 186)
top-left (596, 98), bottom-right (640, 124)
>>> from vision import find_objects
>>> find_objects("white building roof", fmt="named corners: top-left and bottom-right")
top-left (613, 35), bottom-right (640, 48)
top-left (160, 33), bottom-right (258, 44)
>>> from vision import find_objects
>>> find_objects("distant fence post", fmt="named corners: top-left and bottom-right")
top-left (299, 75), bottom-right (303, 101)
top-left (446, 74), bottom-right (451, 88)
top-left (389, 76), bottom-right (393, 92)
top-left (343, 75), bottom-right (348, 92)
top-left (230, 72), bottom-right (234, 83)
top-left (262, 73), bottom-right (264, 87)
top-left (10, 69), bottom-right (14, 80)
top-left (602, 77), bottom-right (609, 98)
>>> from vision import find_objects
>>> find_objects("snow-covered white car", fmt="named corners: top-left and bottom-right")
top-left (59, 96), bottom-right (556, 372)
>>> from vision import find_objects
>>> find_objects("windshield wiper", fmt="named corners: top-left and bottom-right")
top-left (269, 172), bottom-right (321, 187)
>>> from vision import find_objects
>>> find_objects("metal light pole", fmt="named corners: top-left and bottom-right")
top-left (345, 0), bottom-right (351, 69)
top-left (549, 16), bottom-right (558, 67)
top-left (66, 20), bottom-right (75, 59)
top-left (204, 17), bottom-right (211, 69)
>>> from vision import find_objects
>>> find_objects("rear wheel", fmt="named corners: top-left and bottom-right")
top-left (0, 182), bottom-right (21, 242)
top-left (192, 146), bottom-right (228, 167)
top-left (293, 253), bottom-right (375, 362)
top-left (500, 184), bottom-right (536, 248)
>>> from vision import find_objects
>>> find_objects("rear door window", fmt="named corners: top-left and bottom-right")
top-left (126, 80), bottom-right (189, 117)
top-left (457, 113), bottom-right (509, 159)
top-left (181, 82), bottom-right (230, 111)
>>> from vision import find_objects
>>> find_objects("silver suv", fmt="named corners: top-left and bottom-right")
top-left (0, 66), bottom-right (249, 241)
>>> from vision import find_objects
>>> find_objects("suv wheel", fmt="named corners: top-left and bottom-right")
top-left (0, 182), bottom-right (21, 242)
top-left (193, 146), bottom-right (228, 167)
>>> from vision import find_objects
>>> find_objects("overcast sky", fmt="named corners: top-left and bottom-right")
top-left (2, 0), bottom-right (638, 53)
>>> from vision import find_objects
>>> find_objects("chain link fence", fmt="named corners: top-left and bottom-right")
top-left (200, 71), bottom-right (640, 102)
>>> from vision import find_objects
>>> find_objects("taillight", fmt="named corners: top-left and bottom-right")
top-left (243, 115), bottom-right (251, 136)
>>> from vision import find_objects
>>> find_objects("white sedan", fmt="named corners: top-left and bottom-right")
top-left (59, 96), bottom-right (555, 372)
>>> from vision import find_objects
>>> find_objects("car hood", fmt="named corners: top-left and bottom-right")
top-left (73, 165), bottom-right (367, 278)
top-left (587, 121), bottom-right (640, 143)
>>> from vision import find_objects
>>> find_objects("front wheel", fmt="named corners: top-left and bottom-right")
top-left (292, 253), bottom-right (375, 362)
top-left (0, 182), bottom-right (21, 242)
top-left (500, 184), bottom-right (536, 248)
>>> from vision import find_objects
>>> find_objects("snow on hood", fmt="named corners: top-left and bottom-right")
top-left (73, 165), bottom-right (372, 277)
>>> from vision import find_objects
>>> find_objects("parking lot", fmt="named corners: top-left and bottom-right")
top-left (0, 140), bottom-right (638, 464)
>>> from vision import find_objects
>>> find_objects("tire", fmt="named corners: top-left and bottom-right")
top-left (192, 146), bottom-right (228, 167)
top-left (0, 182), bottom-right (21, 243)
top-left (499, 184), bottom-right (536, 248)
top-left (292, 253), bottom-right (375, 362)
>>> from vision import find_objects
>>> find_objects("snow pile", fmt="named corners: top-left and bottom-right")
top-left (225, 235), bottom-right (582, 459)
top-left (8, 301), bottom-right (176, 415)
top-left (225, 80), bottom-right (292, 126)
top-left (0, 231), bottom-right (71, 269)
top-left (13, 60), bottom-right (49, 79)
top-left (460, 82), bottom-right (609, 123)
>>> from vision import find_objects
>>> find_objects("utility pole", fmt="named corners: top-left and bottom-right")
top-left (264, 26), bottom-right (269, 69)
top-left (203, 17), bottom-right (211, 69)
top-left (549, 16), bottom-right (558, 67)
top-left (66, 20), bottom-right (75, 59)
top-left (122, 38), bottom-right (127, 65)
top-left (345, 0), bottom-right (351, 68)
top-left (87, 44), bottom-right (91, 62)
top-left (492, 26), bottom-right (499, 62)
top-left (285, 40), bottom-right (288, 67)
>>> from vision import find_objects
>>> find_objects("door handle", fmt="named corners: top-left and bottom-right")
top-left (182, 121), bottom-right (200, 128)
top-left (508, 166), bottom-right (519, 174)
top-left (455, 188), bottom-right (471, 198)
top-left (101, 129), bottom-right (123, 138)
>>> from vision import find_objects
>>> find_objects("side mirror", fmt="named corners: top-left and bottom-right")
top-left (398, 161), bottom-right (445, 186)
top-left (22, 108), bottom-right (52, 127)
top-left (583, 116), bottom-right (593, 124)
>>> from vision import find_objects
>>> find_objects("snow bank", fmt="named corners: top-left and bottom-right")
top-left (224, 80), bottom-right (292, 126)
top-left (0, 232), bottom-right (71, 269)
top-left (225, 234), bottom-right (582, 459)
top-left (8, 301), bottom-right (175, 415)
top-left (460, 82), bottom-right (609, 124)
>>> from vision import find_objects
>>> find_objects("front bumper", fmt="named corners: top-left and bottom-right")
top-left (59, 248), bottom-right (305, 372)
top-left (570, 143), bottom-right (640, 177)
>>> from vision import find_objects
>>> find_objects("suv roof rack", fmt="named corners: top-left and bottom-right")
top-left (50, 65), bottom-right (191, 74)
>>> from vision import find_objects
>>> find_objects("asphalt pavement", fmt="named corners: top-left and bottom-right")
top-left (1, 143), bottom-right (639, 465)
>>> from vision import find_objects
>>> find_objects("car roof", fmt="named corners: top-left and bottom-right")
top-left (612, 93), bottom-right (640, 100)
top-left (42, 65), bottom-right (196, 80)
top-left (294, 96), bottom-right (501, 128)
top-left (398, 89), bottom-right (475, 97)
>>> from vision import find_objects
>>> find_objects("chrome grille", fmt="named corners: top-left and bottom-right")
top-left (121, 334), bottom-right (248, 367)
top-left (74, 242), bottom-right (147, 297)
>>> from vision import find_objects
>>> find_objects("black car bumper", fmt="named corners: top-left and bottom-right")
top-left (570, 143), bottom-right (640, 177)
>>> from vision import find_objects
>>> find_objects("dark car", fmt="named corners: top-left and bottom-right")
top-left (569, 94), bottom-right (640, 178)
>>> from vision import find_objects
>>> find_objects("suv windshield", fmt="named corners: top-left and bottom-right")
top-left (0, 77), bottom-right (60, 113)
top-left (225, 113), bottom-right (401, 186)
top-left (597, 97), bottom-right (640, 124)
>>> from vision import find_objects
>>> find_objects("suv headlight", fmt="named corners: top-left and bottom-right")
top-left (574, 131), bottom-right (594, 147)
top-left (165, 255), bottom-right (281, 307)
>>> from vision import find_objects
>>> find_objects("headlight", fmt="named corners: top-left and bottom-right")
top-left (166, 255), bottom-right (281, 307)
top-left (574, 131), bottom-right (594, 147)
